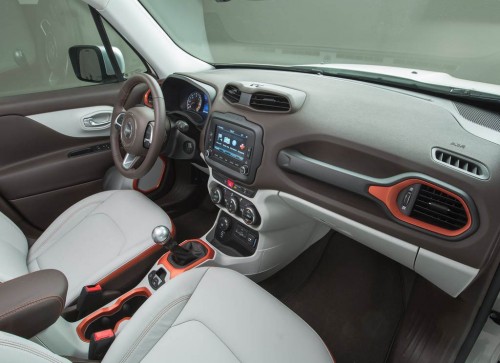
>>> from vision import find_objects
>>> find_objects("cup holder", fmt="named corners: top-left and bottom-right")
top-left (77, 287), bottom-right (151, 342)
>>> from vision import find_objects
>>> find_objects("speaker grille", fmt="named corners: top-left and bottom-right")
top-left (454, 102), bottom-right (500, 132)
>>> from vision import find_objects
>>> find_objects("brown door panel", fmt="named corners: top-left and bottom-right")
top-left (0, 144), bottom-right (113, 200)
top-left (0, 83), bottom-right (148, 231)
top-left (0, 115), bottom-right (109, 167)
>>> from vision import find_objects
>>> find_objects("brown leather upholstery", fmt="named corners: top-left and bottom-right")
top-left (0, 269), bottom-right (67, 338)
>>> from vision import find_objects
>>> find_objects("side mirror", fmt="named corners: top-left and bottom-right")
top-left (69, 45), bottom-right (125, 83)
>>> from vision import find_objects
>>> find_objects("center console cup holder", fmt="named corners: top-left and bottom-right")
top-left (77, 287), bottom-right (151, 342)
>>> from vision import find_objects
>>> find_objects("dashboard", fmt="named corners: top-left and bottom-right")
top-left (159, 69), bottom-right (500, 298)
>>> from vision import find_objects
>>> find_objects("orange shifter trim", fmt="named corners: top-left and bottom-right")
top-left (97, 220), bottom-right (176, 287)
top-left (368, 178), bottom-right (472, 237)
top-left (158, 239), bottom-right (215, 279)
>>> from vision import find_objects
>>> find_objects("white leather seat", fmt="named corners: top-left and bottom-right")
top-left (0, 267), bottom-right (334, 363)
top-left (0, 190), bottom-right (171, 305)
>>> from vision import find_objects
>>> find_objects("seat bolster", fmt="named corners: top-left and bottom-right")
top-left (102, 268), bottom-right (209, 363)
top-left (0, 331), bottom-right (71, 363)
top-left (0, 212), bottom-right (29, 282)
top-left (103, 268), bottom-right (334, 363)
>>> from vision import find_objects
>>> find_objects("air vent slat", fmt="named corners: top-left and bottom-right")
top-left (249, 92), bottom-right (291, 112)
top-left (432, 148), bottom-right (487, 179)
top-left (409, 185), bottom-right (468, 231)
top-left (223, 85), bottom-right (241, 104)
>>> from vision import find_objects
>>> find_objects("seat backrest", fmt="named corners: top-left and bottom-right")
top-left (0, 212), bottom-right (29, 282)
top-left (0, 331), bottom-right (70, 363)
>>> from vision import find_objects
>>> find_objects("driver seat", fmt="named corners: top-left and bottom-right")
top-left (0, 189), bottom-right (172, 306)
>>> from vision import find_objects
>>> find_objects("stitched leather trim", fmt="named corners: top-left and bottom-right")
top-left (0, 340), bottom-right (66, 363)
top-left (0, 295), bottom-right (64, 321)
top-left (119, 295), bottom-right (191, 363)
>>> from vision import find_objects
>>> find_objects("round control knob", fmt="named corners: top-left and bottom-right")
top-left (210, 186), bottom-right (223, 204)
top-left (205, 149), bottom-right (212, 159)
top-left (239, 165), bottom-right (249, 176)
top-left (242, 206), bottom-right (259, 225)
top-left (152, 225), bottom-right (171, 246)
top-left (219, 216), bottom-right (232, 231)
top-left (227, 196), bottom-right (239, 214)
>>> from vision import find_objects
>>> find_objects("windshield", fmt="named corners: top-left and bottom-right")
top-left (140, 0), bottom-right (500, 88)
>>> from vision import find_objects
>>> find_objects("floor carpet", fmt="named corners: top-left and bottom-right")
top-left (261, 232), bottom-right (411, 363)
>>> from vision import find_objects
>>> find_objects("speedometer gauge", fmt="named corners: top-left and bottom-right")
top-left (186, 92), bottom-right (203, 112)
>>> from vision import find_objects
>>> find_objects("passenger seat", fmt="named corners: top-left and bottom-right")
top-left (0, 267), bottom-right (334, 363)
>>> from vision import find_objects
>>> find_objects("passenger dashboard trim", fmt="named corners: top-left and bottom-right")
top-left (369, 179), bottom-right (473, 237)
top-left (278, 148), bottom-right (478, 239)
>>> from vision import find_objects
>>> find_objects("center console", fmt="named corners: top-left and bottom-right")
top-left (203, 113), bottom-right (265, 257)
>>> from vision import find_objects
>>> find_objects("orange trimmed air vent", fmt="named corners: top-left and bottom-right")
top-left (369, 179), bottom-right (472, 237)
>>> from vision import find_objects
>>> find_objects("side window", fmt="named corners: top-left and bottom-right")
top-left (0, 0), bottom-right (147, 98)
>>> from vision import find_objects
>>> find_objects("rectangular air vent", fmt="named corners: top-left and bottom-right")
top-left (249, 93), bottom-right (291, 112)
top-left (223, 85), bottom-right (241, 103)
top-left (410, 185), bottom-right (468, 231)
top-left (432, 148), bottom-right (488, 180)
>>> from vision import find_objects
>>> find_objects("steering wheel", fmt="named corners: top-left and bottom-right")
top-left (111, 74), bottom-right (168, 179)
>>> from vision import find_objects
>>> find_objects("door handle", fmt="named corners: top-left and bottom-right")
top-left (81, 111), bottom-right (112, 130)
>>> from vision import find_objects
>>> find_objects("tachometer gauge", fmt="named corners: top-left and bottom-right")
top-left (186, 92), bottom-right (203, 112)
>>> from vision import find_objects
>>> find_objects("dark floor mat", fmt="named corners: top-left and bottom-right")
top-left (172, 205), bottom-right (218, 242)
top-left (262, 233), bottom-right (409, 363)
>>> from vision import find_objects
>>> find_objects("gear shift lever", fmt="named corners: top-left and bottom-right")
top-left (152, 226), bottom-right (174, 249)
top-left (152, 226), bottom-right (199, 266)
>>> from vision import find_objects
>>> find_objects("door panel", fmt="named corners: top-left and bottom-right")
top-left (0, 84), bottom-right (131, 231)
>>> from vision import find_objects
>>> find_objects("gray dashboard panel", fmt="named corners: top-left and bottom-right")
top-left (182, 68), bottom-right (500, 271)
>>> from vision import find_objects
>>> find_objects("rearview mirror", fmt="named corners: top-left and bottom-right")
top-left (69, 45), bottom-right (125, 83)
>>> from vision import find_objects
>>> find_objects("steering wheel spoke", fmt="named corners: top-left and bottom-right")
top-left (123, 153), bottom-right (140, 170)
top-left (114, 112), bottom-right (126, 130)
top-left (144, 121), bottom-right (154, 149)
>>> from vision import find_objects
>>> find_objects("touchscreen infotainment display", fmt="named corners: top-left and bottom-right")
top-left (213, 125), bottom-right (249, 162)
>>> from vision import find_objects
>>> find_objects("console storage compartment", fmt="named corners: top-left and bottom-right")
top-left (76, 287), bottom-right (151, 342)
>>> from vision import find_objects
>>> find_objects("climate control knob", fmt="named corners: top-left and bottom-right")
top-left (242, 206), bottom-right (259, 225)
top-left (210, 186), bottom-right (223, 205)
top-left (227, 196), bottom-right (239, 214)
top-left (219, 216), bottom-right (231, 232)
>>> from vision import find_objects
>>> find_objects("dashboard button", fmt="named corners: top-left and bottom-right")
top-left (240, 165), bottom-right (249, 175)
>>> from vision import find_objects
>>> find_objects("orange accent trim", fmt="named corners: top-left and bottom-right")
top-left (143, 89), bottom-right (153, 108)
top-left (97, 244), bottom-right (162, 287)
top-left (76, 287), bottom-right (151, 342)
top-left (368, 178), bottom-right (472, 237)
top-left (133, 156), bottom-right (168, 194)
top-left (96, 219), bottom-right (176, 288)
top-left (158, 239), bottom-right (215, 279)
